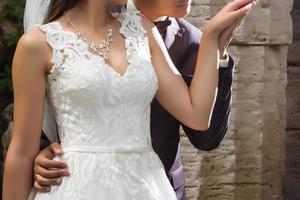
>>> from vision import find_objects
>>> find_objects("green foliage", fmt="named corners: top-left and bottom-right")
top-left (0, 0), bottom-right (26, 93)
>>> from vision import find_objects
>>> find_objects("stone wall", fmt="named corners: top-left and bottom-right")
top-left (181, 0), bottom-right (294, 199)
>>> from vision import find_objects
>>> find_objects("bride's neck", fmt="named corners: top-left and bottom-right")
top-left (66, 0), bottom-right (109, 32)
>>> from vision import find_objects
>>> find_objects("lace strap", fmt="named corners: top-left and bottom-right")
top-left (112, 5), bottom-right (147, 40)
top-left (34, 22), bottom-right (78, 52)
top-left (31, 22), bottom-right (79, 77)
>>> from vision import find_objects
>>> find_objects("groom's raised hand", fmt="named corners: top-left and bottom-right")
top-left (33, 142), bottom-right (70, 192)
top-left (218, 0), bottom-right (258, 58)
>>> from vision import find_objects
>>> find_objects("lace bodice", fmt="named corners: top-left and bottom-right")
top-left (29, 3), bottom-right (178, 200)
top-left (37, 7), bottom-right (158, 151)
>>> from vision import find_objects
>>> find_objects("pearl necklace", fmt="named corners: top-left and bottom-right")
top-left (64, 12), bottom-right (113, 61)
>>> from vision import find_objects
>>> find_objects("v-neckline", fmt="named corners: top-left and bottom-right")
top-left (53, 19), bottom-right (131, 79)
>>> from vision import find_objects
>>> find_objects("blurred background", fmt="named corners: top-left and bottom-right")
top-left (0, 0), bottom-right (299, 199)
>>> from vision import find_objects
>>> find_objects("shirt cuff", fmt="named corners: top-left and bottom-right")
top-left (219, 52), bottom-right (230, 68)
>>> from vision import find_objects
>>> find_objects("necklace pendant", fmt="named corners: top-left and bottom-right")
top-left (64, 12), bottom-right (113, 61)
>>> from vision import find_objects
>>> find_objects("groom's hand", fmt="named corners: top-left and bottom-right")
top-left (218, 0), bottom-right (257, 58)
top-left (218, 14), bottom-right (245, 58)
top-left (33, 142), bottom-right (70, 192)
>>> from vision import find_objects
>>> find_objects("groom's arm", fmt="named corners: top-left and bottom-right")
top-left (181, 54), bottom-right (234, 151)
top-left (33, 119), bottom-right (67, 192)
top-left (173, 20), bottom-right (235, 151)
top-left (33, 130), bottom-right (67, 192)
top-left (39, 102), bottom-right (60, 150)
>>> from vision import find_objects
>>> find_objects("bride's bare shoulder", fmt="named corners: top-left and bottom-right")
top-left (13, 26), bottom-right (50, 73)
top-left (18, 26), bottom-right (48, 53)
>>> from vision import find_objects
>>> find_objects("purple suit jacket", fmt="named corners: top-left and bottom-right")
top-left (39, 17), bottom-right (234, 200)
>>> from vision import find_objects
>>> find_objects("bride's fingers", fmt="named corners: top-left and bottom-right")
top-left (224, 0), bottom-right (256, 12)
top-left (228, 7), bottom-right (251, 38)
top-left (228, 1), bottom-right (255, 22)
top-left (214, 3), bottom-right (250, 34)
top-left (206, 0), bottom-right (255, 35)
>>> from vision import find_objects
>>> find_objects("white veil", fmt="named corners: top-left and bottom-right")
top-left (23, 0), bottom-right (52, 32)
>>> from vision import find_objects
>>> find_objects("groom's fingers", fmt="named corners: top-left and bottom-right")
top-left (35, 154), bottom-right (67, 169)
top-left (223, 14), bottom-right (246, 49)
top-left (49, 142), bottom-right (64, 156)
top-left (34, 172), bottom-right (63, 186)
top-left (34, 164), bottom-right (69, 179)
top-left (34, 181), bottom-right (51, 193)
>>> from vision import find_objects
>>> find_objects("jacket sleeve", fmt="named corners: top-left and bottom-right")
top-left (40, 130), bottom-right (51, 150)
top-left (39, 100), bottom-right (60, 150)
top-left (181, 55), bottom-right (235, 151)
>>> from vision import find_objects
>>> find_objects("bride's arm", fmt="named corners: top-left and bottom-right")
top-left (2, 28), bottom-right (50, 200)
top-left (150, 26), bottom-right (218, 131)
top-left (144, 0), bottom-right (255, 131)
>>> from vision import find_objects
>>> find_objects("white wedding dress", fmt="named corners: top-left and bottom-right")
top-left (28, 4), bottom-right (177, 200)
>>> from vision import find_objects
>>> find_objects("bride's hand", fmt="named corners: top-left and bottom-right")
top-left (203, 0), bottom-right (257, 38)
